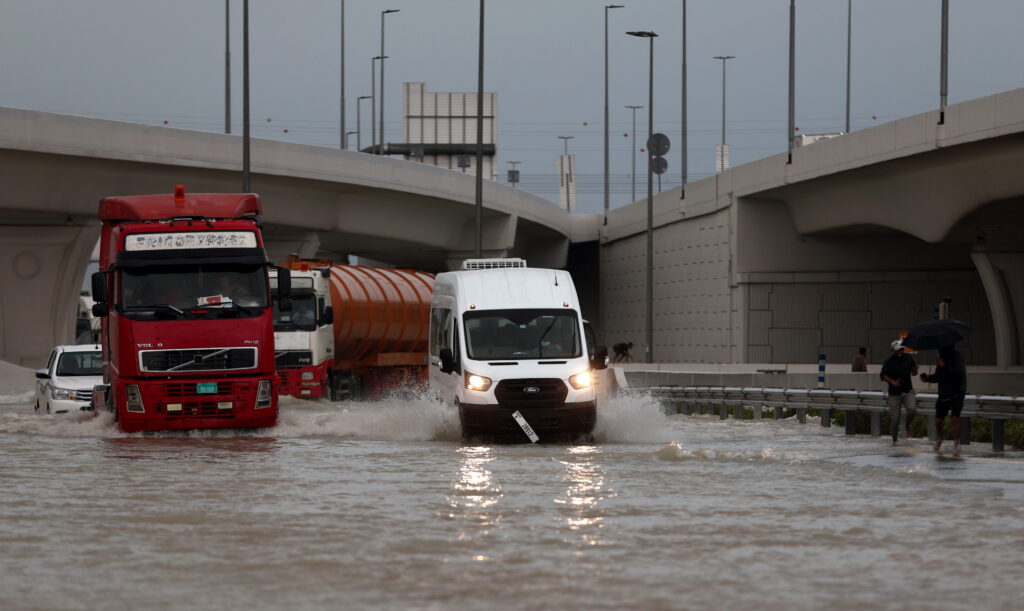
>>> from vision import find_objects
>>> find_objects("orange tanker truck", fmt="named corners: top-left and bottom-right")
top-left (271, 257), bottom-right (434, 400)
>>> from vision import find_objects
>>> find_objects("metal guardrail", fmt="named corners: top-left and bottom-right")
top-left (646, 386), bottom-right (1024, 451)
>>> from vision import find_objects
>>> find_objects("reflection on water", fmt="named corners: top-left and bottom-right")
top-left (557, 445), bottom-right (610, 546)
top-left (447, 445), bottom-right (502, 534)
top-left (101, 436), bottom-right (282, 460)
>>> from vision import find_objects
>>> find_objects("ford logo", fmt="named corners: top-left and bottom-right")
top-left (523, 386), bottom-right (541, 393)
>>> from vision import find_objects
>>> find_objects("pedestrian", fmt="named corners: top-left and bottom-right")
top-left (612, 342), bottom-right (633, 363)
top-left (880, 339), bottom-right (918, 445)
top-left (920, 345), bottom-right (967, 453)
top-left (851, 346), bottom-right (867, 372)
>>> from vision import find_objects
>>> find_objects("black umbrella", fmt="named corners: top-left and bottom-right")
top-left (901, 318), bottom-right (971, 350)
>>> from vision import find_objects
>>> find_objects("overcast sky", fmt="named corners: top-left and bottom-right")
top-left (2, 0), bottom-right (1022, 214)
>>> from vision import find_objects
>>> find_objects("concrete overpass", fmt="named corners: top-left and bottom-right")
top-left (601, 87), bottom-right (1024, 368)
top-left (0, 107), bottom-right (595, 367)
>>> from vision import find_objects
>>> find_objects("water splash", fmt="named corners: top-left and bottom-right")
top-left (593, 392), bottom-right (676, 444)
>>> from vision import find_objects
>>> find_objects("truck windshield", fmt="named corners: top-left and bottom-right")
top-left (56, 351), bottom-right (103, 376)
top-left (120, 264), bottom-right (267, 317)
top-left (464, 309), bottom-right (581, 360)
top-left (273, 295), bottom-right (317, 332)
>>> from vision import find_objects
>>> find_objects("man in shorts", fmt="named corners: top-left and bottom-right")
top-left (880, 340), bottom-right (918, 445)
top-left (920, 345), bottom-right (967, 452)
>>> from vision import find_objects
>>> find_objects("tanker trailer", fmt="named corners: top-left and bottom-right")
top-left (297, 262), bottom-right (434, 400)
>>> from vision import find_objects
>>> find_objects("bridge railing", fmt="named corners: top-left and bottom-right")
top-left (645, 385), bottom-right (1024, 451)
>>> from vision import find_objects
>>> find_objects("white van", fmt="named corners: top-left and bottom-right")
top-left (429, 259), bottom-right (607, 442)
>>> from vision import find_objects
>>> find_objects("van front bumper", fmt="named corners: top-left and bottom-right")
top-left (458, 401), bottom-right (596, 442)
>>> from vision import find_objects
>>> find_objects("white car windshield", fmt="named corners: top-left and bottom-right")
top-left (56, 351), bottom-right (103, 376)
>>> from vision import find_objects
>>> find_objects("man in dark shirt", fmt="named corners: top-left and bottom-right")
top-left (880, 340), bottom-right (918, 445)
top-left (851, 346), bottom-right (867, 372)
top-left (921, 345), bottom-right (967, 453)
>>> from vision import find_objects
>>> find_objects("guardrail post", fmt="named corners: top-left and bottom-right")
top-left (797, 407), bottom-right (806, 424)
top-left (959, 418), bottom-right (971, 446)
top-left (844, 409), bottom-right (857, 435)
top-left (774, 406), bottom-right (784, 419)
top-left (927, 416), bottom-right (937, 442)
top-left (719, 404), bottom-right (728, 420)
top-left (733, 404), bottom-right (743, 419)
top-left (991, 419), bottom-right (1005, 452)
top-left (754, 404), bottom-right (763, 419)
top-left (820, 407), bottom-right (831, 427)
top-left (870, 411), bottom-right (881, 437)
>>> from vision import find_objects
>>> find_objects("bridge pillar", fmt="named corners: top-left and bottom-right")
top-left (971, 251), bottom-right (1023, 366)
top-left (0, 222), bottom-right (99, 368)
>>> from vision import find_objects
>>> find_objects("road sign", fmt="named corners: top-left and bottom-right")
top-left (647, 133), bottom-right (671, 157)
top-left (651, 156), bottom-right (668, 175)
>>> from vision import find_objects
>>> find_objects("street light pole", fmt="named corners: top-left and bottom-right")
top-left (939, 0), bottom-right (948, 124)
top-left (340, 0), bottom-right (346, 149)
top-left (356, 95), bottom-right (370, 151)
top-left (625, 105), bottom-right (642, 202)
top-left (557, 135), bottom-right (574, 156)
top-left (680, 0), bottom-right (687, 199)
top-left (371, 56), bottom-right (386, 153)
top-left (474, 0), bottom-right (485, 259)
top-left (380, 9), bottom-right (399, 154)
top-left (225, 0), bottom-right (230, 135)
top-left (845, 0), bottom-right (852, 134)
top-left (604, 4), bottom-right (624, 225)
top-left (242, 0), bottom-right (250, 192)
top-left (627, 30), bottom-right (657, 364)
top-left (713, 55), bottom-right (734, 170)
top-left (788, 0), bottom-right (796, 163)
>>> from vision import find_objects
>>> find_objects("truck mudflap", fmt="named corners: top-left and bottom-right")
top-left (113, 377), bottom-right (279, 433)
top-left (458, 401), bottom-right (596, 443)
top-left (278, 361), bottom-right (330, 399)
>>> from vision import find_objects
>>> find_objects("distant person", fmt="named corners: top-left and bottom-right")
top-left (851, 346), bottom-right (868, 372)
top-left (612, 342), bottom-right (633, 363)
top-left (920, 345), bottom-right (967, 453)
top-left (880, 340), bottom-right (918, 445)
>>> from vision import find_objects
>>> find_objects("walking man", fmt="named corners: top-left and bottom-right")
top-left (851, 346), bottom-right (867, 372)
top-left (920, 345), bottom-right (967, 453)
top-left (880, 340), bottom-right (918, 445)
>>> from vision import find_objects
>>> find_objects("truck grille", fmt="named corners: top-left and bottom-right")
top-left (159, 402), bottom-right (236, 418)
top-left (140, 348), bottom-right (257, 372)
top-left (275, 350), bottom-right (314, 368)
top-left (494, 378), bottom-right (567, 409)
top-left (163, 381), bottom-right (245, 397)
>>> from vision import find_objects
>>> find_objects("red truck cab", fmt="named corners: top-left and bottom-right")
top-left (90, 188), bottom-right (289, 433)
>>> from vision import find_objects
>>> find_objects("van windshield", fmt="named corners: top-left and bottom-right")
top-left (464, 309), bottom-right (581, 360)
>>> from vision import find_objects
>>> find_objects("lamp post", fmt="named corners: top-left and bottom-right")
top-left (713, 55), bottom-right (734, 171)
top-left (474, 0), bottom-right (485, 259)
top-left (356, 95), bottom-right (370, 151)
top-left (845, 0), bottom-right (851, 134)
top-left (557, 135), bottom-right (574, 156)
top-left (939, 0), bottom-right (948, 124)
top-left (242, 0), bottom-right (250, 192)
top-left (371, 55), bottom-right (386, 153)
top-left (380, 9), bottom-right (399, 154)
top-left (625, 105), bottom-right (643, 202)
top-left (627, 30), bottom-right (657, 364)
top-left (225, 0), bottom-right (230, 135)
top-left (340, 0), bottom-right (346, 149)
top-left (604, 4), bottom-right (624, 225)
top-left (787, 0), bottom-right (795, 163)
top-left (680, 0), bottom-right (687, 199)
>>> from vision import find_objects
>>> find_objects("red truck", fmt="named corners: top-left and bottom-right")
top-left (89, 187), bottom-right (290, 432)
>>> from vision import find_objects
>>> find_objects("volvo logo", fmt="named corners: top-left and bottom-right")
top-left (523, 386), bottom-right (541, 394)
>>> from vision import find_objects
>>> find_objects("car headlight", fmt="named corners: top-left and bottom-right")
top-left (568, 370), bottom-right (593, 390)
top-left (52, 387), bottom-right (73, 400)
top-left (464, 372), bottom-right (492, 392)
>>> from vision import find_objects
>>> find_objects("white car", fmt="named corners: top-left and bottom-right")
top-left (35, 345), bottom-right (103, 414)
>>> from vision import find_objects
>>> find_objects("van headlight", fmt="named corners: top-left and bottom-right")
top-left (52, 387), bottom-right (73, 401)
top-left (464, 372), bottom-right (492, 392)
top-left (568, 371), bottom-right (593, 390)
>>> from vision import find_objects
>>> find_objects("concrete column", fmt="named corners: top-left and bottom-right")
top-left (971, 252), bottom-right (1021, 366)
top-left (0, 223), bottom-right (99, 367)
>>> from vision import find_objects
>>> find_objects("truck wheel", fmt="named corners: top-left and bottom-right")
top-left (34, 400), bottom-right (40, 412)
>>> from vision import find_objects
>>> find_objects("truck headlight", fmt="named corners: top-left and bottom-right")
top-left (568, 371), bottom-right (593, 390)
top-left (125, 385), bottom-right (145, 413)
top-left (51, 387), bottom-right (73, 401)
top-left (256, 380), bottom-right (273, 409)
top-left (464, 372), bottom-right (492, 392)
top-left (300, 371), bottom-right (315, 381)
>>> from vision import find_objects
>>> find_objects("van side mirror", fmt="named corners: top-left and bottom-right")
top-left (92, 303), bottom-right (109, 317)
top-left (91, 271), bottom-right (108, 304)
top-left (591, 345), bottom-right (609, 370)
top-left (439, 348), bottom-right (455, 374)
top-left (321, 306), bottom-right (334, 326)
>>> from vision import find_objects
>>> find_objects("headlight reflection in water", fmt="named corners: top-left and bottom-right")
top-left (447, 445), bottom-right (502, 535)
top-left (557, 445), bottom-right (612, 546)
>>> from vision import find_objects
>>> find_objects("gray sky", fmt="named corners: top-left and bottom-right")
top-left (2, 1), bottom-right (1022, 214)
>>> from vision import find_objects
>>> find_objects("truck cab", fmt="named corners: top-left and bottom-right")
top-left (270, 265), bottom-right (334, 398)
top-left (429, 258), bottom-right (607, 442)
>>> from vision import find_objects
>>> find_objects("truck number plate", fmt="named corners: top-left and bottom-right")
top-left (196, 382), bottom-right (218, 394)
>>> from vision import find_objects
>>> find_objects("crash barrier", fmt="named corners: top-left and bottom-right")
top-left (646, 386), bottom-right (1024, 452)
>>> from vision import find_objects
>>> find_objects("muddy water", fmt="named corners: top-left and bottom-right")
top-left (1, 395), bottom-right (1021, 610)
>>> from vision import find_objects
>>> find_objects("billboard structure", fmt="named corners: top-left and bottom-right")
top-left (402, 82), bottom-right (496, 181)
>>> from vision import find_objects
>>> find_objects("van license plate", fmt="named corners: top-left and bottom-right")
top-left (196, 383), bottom-right (218, 394)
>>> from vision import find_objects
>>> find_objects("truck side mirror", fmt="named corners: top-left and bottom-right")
top-left (92, 303), bottom-right (109, 317)
top-left (274, 266), bottom-right (292, 311)
top-left (321, 306), bottom-right (333, 326)
top-left (91, 271), bottom-right (108, 304)
top-left (439, 348), bottom-right (455, 374)
top-left (591, 345), bottom-right (609, 370)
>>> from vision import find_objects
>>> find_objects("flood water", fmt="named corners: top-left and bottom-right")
top-left (1, 393), bottom-right (1022, 610)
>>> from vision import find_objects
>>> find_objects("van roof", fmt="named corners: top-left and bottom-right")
top-left (437, 267), bottom-right (579, 311)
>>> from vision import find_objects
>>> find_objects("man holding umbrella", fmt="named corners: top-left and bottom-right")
top-left (902, 317), bottom-right (972, 453)
top-left (880, 340), bottom-right (918, 445)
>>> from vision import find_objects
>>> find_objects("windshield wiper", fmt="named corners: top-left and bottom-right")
top-left (127, 303), bottom-right (185, 316)
top-left (537, 317), bottom-right (559, 358)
